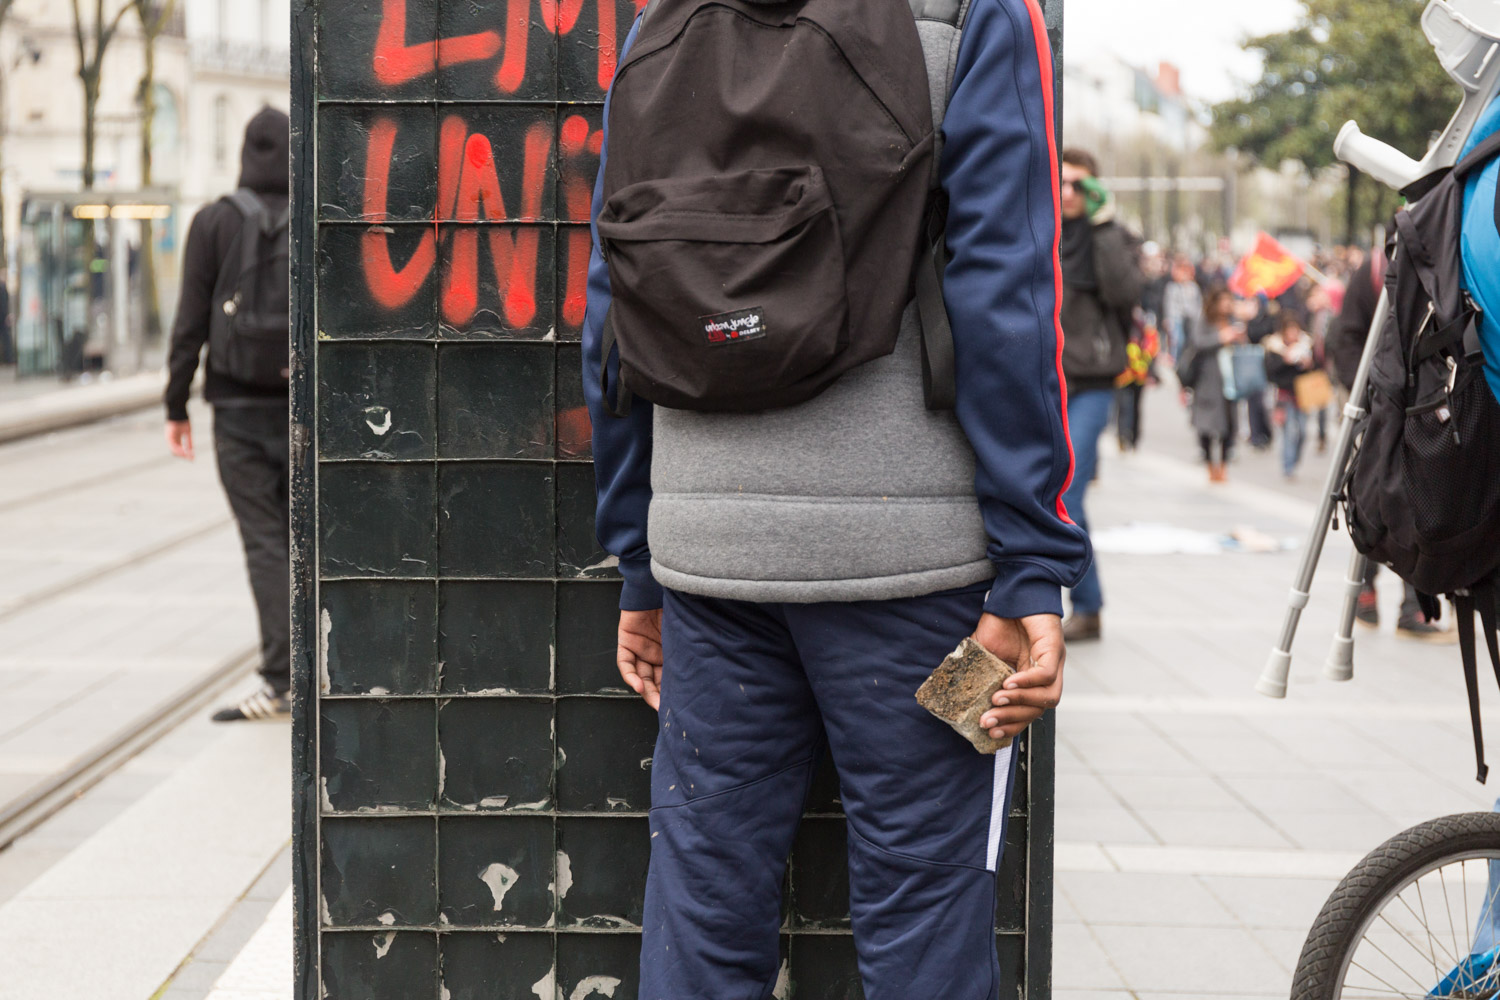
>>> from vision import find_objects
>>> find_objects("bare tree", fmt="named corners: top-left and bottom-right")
top-left (134, 0), bottom-right (175, 189)
top-left (71, 0), bottom-right (134, 189)
top-left (134, 0), bottom-right (176, 340)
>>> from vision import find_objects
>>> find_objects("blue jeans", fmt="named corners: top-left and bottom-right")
top-left (1279, 400), bottom-right (1306, 476)
top-left (1063, 388), bottom-right (1112, 616)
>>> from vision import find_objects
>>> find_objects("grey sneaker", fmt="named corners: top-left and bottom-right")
top-left (212, 685), bottom-right (291, 722)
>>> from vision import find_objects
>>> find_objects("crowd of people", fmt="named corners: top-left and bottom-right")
top-left (1126, 240), bottom-right (1375, 484)
top-left (1081, 231), bottom-right (1454, 642)
top-left (1050, 148), bottom-right (1399, 643)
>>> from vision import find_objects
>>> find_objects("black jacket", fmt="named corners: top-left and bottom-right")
top-left (164, 107), bottom-right (289, 420)
top-left (1060, 216), bottom-right (1144, 393)
top-left (1329, 256), bottom-right (1381, 389)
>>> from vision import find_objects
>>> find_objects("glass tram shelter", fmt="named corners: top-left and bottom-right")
top-left (12, 192), bottom-right (179, 380)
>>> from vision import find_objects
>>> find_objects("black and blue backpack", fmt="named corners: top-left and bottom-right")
top-left (1345, 130), bottom-right (1500, 779)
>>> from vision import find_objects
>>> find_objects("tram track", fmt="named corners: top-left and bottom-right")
top-left (0, 404), bottom-right (266, 856)
top-left (0, 516), bottom-right (235, 622)
top-left (0, 644), bottom-right (259, 853)
top-left (0, 453), bottom-right (176, 515)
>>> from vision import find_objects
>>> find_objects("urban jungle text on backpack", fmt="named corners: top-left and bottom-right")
top-left (208, 189), bottom-right (290, 389)
top-left (597, 0), bottom-right (937, 414)
top-left (1344, 129), bottom-right (1500, 781)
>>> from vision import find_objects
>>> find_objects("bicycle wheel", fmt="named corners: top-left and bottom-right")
top-left (1293, 812), bottom-right (1500, 999)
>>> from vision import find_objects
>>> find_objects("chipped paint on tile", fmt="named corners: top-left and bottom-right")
top-left (772, 960), bottom-right (791, 999)
top-left (373, 931), bottom-right (396, 959)
top-left (480, 862), bottom-right (520, 911)
top-left (319, 607), bottom-right (333, 694)
top-left (364, 405), bottom-right (393, 435)
top-left (569, 975), bottom-right (622, 999)
top-left (530, 965), bottom-right (555, 1000)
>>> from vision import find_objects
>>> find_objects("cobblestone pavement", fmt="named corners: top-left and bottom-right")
top-left (1054, 386), bottom-right (1497, 998)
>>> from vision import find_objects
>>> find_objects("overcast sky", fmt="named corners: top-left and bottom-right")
top-left (1064, 0), bottom-right (1307, 102)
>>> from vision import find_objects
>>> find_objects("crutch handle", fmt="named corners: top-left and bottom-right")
top-left (1335, 121), bottom-right (1422, 190)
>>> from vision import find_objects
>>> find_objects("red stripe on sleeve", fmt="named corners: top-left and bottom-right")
top-left (1020, 0), bottom-right (1075, 525)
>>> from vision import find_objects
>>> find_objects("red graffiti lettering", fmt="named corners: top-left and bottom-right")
top-left (360, 114), bottom-right (554, 329)
top-left (360, 119), bottom-right (437, 310)
top-left (372, 0), bottom-right (502, 86)
top-left (373, 0), bottom-right (645, 96)
top-left (437, 119), bottom-right (552, 327)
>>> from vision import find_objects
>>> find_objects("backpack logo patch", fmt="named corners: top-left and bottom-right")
top-left (701, 307), bottom-right (766, 347)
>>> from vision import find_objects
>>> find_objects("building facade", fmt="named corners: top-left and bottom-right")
top-left (0, 0), bottom-right (289, 254)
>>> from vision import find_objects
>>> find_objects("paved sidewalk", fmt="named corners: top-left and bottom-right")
top-left (1053, 387), bottom-right (1497, 998)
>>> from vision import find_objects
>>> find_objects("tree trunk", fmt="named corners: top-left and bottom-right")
top-left (138, 12), bottom-right (162, 342)
top-left (81, 75), bottom-right (98, 190)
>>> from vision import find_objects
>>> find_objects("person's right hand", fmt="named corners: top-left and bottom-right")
top-left (165, 420), bottom-right (194, 460)
top-left (617, 609), bottom-right (664, 710)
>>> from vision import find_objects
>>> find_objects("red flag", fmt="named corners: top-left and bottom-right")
top-left (1229, 233), bottom-right (1305, 299)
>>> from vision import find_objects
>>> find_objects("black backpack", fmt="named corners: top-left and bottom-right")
top-left (1344, 130), bottom-right (1500, 780)
top-left (596, 0), bottom-right (939, 414)
top-left (208, 190), bottom-right (290, 389)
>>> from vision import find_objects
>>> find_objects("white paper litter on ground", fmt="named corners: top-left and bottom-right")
top-left (1091, 522), bottom-right (1298, 556)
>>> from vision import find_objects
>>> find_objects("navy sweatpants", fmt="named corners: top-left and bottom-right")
top-left (641, 582), bottom-right (1018, 1000)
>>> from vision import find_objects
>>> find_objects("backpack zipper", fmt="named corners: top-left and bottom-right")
top-left (1408, 300), bottom-right (1437, 389)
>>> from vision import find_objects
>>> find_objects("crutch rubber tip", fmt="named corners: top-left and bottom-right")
top-left (1256, 651), bottom-right (1292, 699)
top-left (1324, 636), bottom-right (1355, 682)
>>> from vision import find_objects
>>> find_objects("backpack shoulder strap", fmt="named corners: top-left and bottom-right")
top-left (907, 0), bottom-right (972, 411)
top-left (1456, 590), bottom-right (1489, 783)
top-left (1454, 129), bottom-right (1500, 182)
top-left (226, 189), bottom-right (265, 219)
top-left (908, 0), bottom-right (973, 155)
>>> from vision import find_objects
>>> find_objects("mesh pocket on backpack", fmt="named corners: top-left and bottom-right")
top-left (1401, 365), bottom-right (1500, 545)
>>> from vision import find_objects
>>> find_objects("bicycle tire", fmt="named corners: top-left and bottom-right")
top-left (1292, 811), bottom-right (1500, 1000)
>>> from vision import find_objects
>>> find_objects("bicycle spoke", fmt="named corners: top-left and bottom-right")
top-left (1417, 877), bottom-right (1451, 980)
top-left (1356, 933), bottom-right (1450, 995)
top-left (1346, 955), bottom-right (1432, 998)
top-left (1441, 861), bottom-right (1463, 980)
top-left (1376, 906), bottom-right (1452, 969)
top-left (1395, 886), bottom-right (1454, 975)
top-left (1465, 860), bottom-right (1474, 960)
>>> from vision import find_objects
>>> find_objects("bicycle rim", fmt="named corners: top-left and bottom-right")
top-left (1336, 849), bottom-right (1500, 999)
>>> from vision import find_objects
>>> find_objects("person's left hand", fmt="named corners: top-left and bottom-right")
top-left (973, 613), bottom-right (1065, 742)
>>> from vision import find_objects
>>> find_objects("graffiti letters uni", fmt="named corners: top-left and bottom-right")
top-left (359, 0), bottom-right (638, 335)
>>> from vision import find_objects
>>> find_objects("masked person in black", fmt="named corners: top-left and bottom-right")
top-left (163, 107), bottom-right (293, 718)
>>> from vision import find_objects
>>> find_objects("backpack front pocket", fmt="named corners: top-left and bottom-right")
top-left (597, 165), bottom-right (849, 412)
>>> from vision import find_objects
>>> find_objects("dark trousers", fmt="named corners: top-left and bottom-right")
top-left (213, 406), bottom-right (290, 692)
top-left (1116, 384), bottom-right (1144, 449)
top-left (1246, 390), bottom-right (1271, 447)
top-left (1363, 562), bottom-right (1424, 623)
top-left (643, 582), bottom-right (1017, 999)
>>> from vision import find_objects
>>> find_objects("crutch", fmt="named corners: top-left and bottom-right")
top-left (1257, 0), bottom-right (1500, 699)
